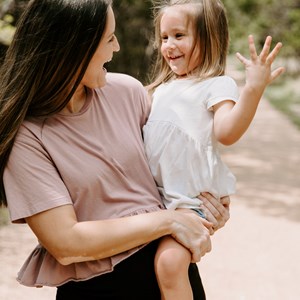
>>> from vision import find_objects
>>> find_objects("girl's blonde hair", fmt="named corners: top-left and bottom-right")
top-left (148, 0), bottom-right (229, 92)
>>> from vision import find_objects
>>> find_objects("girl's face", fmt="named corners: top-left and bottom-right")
top-left (81, 6), bottom-right (120, 89)
top-left (160, 5), bottom-right (200, 77)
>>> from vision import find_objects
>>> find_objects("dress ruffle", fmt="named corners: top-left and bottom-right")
top-left (143, 121), bottom-right (236, 209)
top-left (17, 205), bottom-right (163, 287)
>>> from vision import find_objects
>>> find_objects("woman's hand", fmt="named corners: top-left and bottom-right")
top-left (198, 192), bottom-right (230, 234)
top-left (169, 209), bottom-right (212, 263)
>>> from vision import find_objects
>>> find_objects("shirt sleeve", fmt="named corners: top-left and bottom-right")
top-left (206, 76), bottom-right (239, 110)
top-left (4, 123), bottom-right (72, 223)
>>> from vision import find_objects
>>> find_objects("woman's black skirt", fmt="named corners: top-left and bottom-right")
top-left (56, 241), bottom-right (206, 300)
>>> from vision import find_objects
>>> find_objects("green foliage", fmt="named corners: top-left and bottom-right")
top-left (0, 14), bottom-right (15, 45)
top-left (224, 0), bottom-right (300, 59)
top-left (107, 0), bottom-right (154, 83)
top-left (265, 75), bottom-right (300, 129)
top-left (0, 206), bottom-right (9, 226)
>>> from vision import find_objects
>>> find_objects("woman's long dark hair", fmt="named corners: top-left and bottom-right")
top-left (0, 0), bottom-right (112, 206)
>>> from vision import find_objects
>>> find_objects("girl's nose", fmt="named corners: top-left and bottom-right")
top-left (166, 39), bottom-right (176, 49)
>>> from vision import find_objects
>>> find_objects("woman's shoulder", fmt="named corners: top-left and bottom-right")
top-left (102, 73), bottom-right (149, 119)
top-left (102, 73), bottom-right (148, 110)
top-left (18, 117), bottom-right (46, 141)
top-left (105, 72), bottom-right (144, 90)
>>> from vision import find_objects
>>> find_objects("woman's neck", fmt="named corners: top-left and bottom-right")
top-left (62, 85), bottom-right (87, 114)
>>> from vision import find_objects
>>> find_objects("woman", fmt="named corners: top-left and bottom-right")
top-left (0, 0), bottom-right (230, 299)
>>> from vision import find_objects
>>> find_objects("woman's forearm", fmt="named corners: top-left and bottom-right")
top-left (26, 205), bottom-right (173, 265)
top-left (64, 212), bottom-right (174, 265)
top-left (26, 204), bottom-right (210, 265)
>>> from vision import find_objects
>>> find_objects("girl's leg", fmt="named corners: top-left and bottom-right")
top-left (155, 235), bottom-right (193, 300)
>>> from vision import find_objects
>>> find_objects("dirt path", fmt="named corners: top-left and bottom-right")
top-left (200, 98), bottom-right (300, 300)
top-left (0, 224), bottom-right (56, 299)
top-left (1, 98), bottom-right (299, 300)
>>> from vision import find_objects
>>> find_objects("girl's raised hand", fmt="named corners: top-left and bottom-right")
top-left (236, 35), bottom-right (285, 91)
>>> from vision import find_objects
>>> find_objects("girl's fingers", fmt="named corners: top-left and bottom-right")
top-left (267, 42), bottom-right (283, 64)
top-left (248, 35), bottom-right (258, 61)
top-left (236, 52), bottom-right (249, 66)
top-left (237, 35), bottom-right (284, 80)
top-left (270, 67), bottom-right (286, 83)
top-left (259, 36), bottom-right (272, 62)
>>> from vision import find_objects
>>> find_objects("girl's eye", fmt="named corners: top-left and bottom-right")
top-left (175, 33), bottom-right (184, 38)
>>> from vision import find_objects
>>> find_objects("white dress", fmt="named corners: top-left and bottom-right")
top-left (143, 76), bottom-right (239, 210)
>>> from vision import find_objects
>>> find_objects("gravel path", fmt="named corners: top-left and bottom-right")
top-left (200, 98), bottom-right (300, 300)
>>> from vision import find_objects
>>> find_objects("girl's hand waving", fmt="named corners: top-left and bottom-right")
top-left (236, 35), bottom-right (285, 91)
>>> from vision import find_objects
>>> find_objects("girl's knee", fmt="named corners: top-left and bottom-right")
top-left (155, 246), bottom-right (191, 279)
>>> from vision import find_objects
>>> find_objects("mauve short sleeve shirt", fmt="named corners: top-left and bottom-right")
top-left (3, 73), bottom-right (163, 287)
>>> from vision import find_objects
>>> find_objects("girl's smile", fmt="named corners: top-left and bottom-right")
top-left (160, 6), bottom-right (200, 76)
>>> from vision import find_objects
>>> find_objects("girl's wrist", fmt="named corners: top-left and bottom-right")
top-left (243, 83), bottom-right (265, 99)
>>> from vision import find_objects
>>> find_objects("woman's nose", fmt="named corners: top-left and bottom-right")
top-left (114, 37), bottom-right (120, 52)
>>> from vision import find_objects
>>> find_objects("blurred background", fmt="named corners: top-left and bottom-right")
top-left (0, 0), bottom-right (299, 131)
top-left (0, 1), bottom-right (300, 299)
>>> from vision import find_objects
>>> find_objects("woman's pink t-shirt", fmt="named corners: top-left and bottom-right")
top-left (4, 73), bottom-right (163, 287)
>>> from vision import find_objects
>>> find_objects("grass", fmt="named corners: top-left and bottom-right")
top-left (0, 206), bottom-right (9, 226)
top-left (265, 74), bottom-right (300, 130)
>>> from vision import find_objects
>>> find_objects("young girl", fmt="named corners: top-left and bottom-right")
top-left (143, 0), bottom-right (285, 299)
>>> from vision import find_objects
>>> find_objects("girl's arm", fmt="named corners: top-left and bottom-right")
top-left (213, 35), bottom-right (285, 145)
top-left (26, 204), bottom-right (211, 265)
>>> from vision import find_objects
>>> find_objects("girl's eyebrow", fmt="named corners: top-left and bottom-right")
top-left (161, 26), bottom-right (187, 32)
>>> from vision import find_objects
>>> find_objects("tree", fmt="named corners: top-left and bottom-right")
top-left (224, 0), bottom-right (300, 59)
top-left (0, 0), bottom-right (27, 63)
top-left (0, 0), bottom-right (154, 82)
top-left (107, 0), bottom-right (153, 83)
top-left (0, 0), bottom-right (27, 25)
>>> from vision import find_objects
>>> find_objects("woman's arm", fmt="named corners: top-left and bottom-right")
top-left (26, 204), bottom-right (211, 265)
top-left (213, 35), bottom-right (285, 146)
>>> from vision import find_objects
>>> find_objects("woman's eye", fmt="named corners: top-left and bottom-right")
top-left (109, 35), bottom-right (116, 42)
